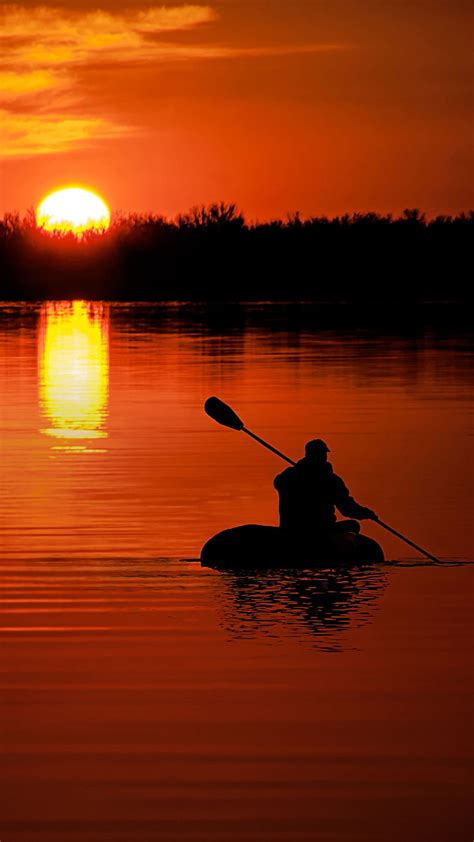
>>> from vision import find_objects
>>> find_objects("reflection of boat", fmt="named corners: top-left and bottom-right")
top-left (214, 563), bottom-right (387, 645)
top-left (201, 524), bottom-right (384, 569)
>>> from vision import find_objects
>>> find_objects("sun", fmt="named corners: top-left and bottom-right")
top-left (36, 187), bottom-right (111, 236)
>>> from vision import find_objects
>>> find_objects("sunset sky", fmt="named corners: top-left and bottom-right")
top-left (1, 0), bottom-right (472, 219)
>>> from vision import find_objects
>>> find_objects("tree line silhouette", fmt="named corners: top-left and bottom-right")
top-left (1, 204), bottom-right (471, 301)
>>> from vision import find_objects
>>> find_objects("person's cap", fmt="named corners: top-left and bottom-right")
top-left (305, 438), bottom-right (330, 454)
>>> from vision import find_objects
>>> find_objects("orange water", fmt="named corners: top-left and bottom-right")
top-left (0, 302), bottom-right (472, 841)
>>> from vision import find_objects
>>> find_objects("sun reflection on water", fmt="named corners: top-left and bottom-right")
top-left (38, 301), bottom-right (109, 449)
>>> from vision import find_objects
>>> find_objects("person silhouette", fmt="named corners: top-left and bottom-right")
top-left (274, 439), bottom-right (377, 537)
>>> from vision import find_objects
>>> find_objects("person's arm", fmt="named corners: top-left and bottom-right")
top-left (333, 475), bottom-right (377, 520)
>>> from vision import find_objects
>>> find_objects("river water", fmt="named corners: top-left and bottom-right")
top-left (0, 301), bottom-right (472, 841)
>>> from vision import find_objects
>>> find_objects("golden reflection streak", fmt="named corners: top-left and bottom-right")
top-left (38, 301), bottom-right (109, 448)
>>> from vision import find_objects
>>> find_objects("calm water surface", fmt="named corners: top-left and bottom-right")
top-left (0, 302), bottom-right (472, 841)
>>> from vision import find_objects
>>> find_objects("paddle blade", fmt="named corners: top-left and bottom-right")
top-left (204, 397), bottom-right (244, 431)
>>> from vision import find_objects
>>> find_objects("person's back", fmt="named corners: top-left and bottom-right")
top-left (274, 439), bottom-right (375, 534)
top-left (274, 459), bottom-right (337, 531)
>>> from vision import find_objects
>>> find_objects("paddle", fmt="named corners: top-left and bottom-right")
top-left (204, 396), bottom-right (442, 564)
top-left (204, 396), bottom-right (296, 465)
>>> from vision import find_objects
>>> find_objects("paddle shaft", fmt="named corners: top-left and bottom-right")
top-left (242, 427), bottom-right (296, 466)
top-left (374, 519), bottom-right (440, 563)
top-left (242, 426), bottom-right (441, 563)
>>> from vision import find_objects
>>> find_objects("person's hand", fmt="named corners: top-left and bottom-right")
top-left (360, 507), bottom-right (377, 520)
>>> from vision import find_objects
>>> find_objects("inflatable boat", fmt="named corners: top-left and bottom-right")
top-left (201, 524), bottom-right (384, 569)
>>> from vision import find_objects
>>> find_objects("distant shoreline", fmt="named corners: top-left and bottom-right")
top-left (0, 301), bottom-right (470, 338)
top-left (1, 205), bottom-right (472, 303)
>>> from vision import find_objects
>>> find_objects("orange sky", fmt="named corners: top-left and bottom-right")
top-left (1, 0), bottom-right (473, 219)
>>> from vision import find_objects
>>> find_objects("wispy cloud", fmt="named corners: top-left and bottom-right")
top-left (0, 4), bottom-right (219, 156)
top-left (0, 69), bottom-right (65, 100)
top-left (0, 4), bottom-right (346, 158)
top-left (0, 5), bottom-right (218, 67)
top-left (0, 109), bottom-right (132, 157)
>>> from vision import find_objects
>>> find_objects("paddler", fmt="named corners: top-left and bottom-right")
top-left (274, 439), bottom-right (377, 535)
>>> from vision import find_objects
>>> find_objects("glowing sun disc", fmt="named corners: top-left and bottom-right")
top-left (37, 187), bottom-right (110, 235)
